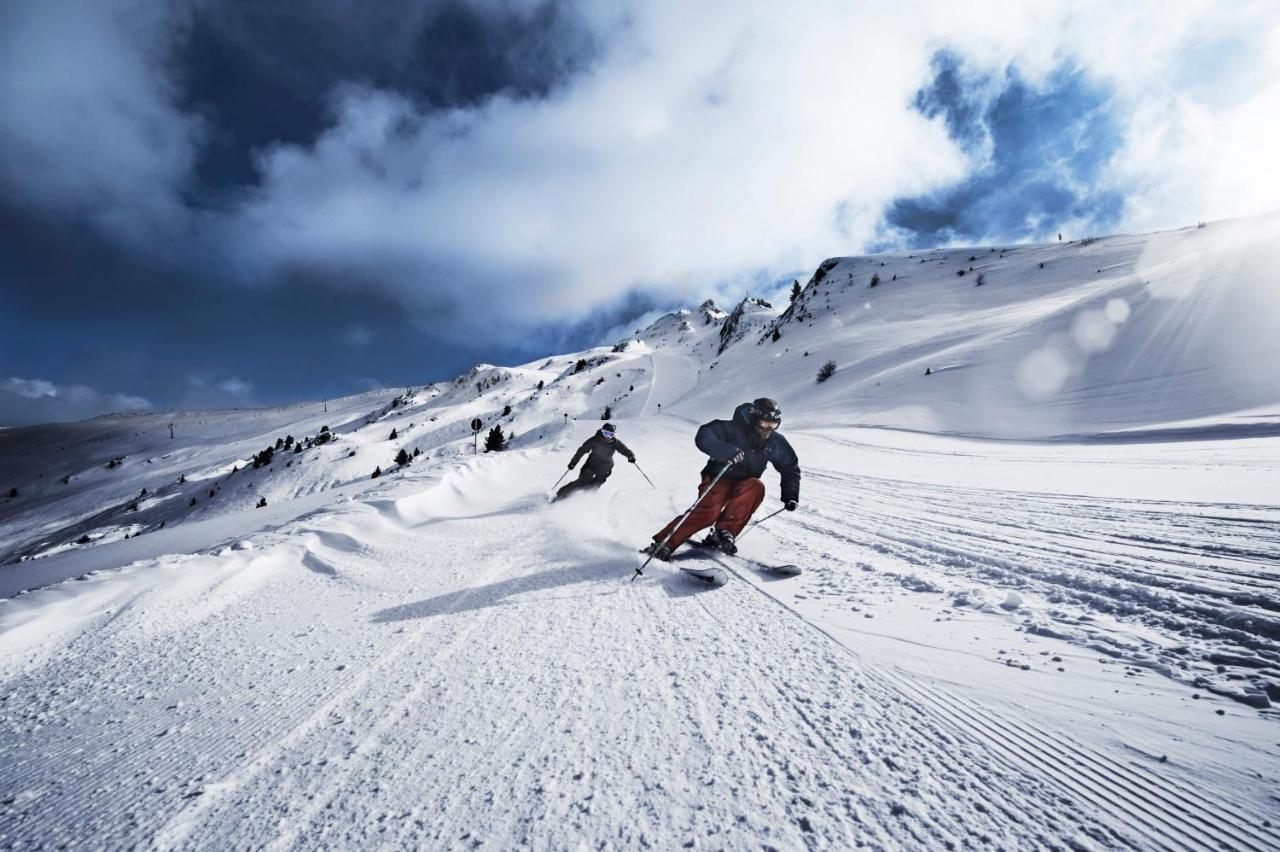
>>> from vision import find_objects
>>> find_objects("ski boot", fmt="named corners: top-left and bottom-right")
top-left (703, 528), bottom-right (737, 555)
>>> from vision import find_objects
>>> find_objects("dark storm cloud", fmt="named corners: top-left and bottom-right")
top-left (182, 0), bottom-right (597, 189)
top-left (880, 52), bottom-right (1127, 248)
top-left (0, 0), bottom-right (603, 424)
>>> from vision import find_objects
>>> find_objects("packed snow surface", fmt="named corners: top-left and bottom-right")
top-left (1, 215), bottom-right (1278, 849)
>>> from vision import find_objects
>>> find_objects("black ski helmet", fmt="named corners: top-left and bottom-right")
top-left (601, 423), bottom-right (617, 433)
top-left (750, 398), bottom-right (782, 423)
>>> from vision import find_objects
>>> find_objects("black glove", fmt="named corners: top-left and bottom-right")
top-left (628, 456), bottom-right (636, 463)
top-left (568, 461), bottom-right (576, 470)
top-left (727, 451), bottom-right (745, 466)
top-left (785, 500), bottom-right (797, 511)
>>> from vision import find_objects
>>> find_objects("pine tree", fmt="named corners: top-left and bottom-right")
top-left (371, 466), bottom-right (382, 479)
top-left (602, 406), bottom-right (612, 420)
top-left (502, 404), bottom-right (512, 416)
top-left (789, 280), bottom-right (802, 302)
top-left (484, 424), bottom-right (507, 452)
top-left (870, 274), bottom-right (880, 287)
top-left (389, 428), bottom-right (398, 440)
top-left (395, 448), bottom-right (410, 465)
top-left (817, 360), bottom-right (837, 383)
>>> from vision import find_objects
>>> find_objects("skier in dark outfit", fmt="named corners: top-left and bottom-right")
top-left (645, 398), bottom-right (799, 560)
top-left (553, 423), bottom-right (636, 501)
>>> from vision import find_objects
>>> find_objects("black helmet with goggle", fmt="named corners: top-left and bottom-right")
top-left (749, 398), bottom-right (782, 425)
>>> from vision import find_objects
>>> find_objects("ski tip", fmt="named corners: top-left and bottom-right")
top-left (679, 565), bottom-right (729, 587)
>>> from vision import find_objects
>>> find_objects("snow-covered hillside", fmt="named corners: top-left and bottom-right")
top-left (1, 215), bottom-right (1277, 849)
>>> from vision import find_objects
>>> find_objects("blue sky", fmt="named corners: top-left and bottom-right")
top-left (2, 0), bottom-right (1277, 425)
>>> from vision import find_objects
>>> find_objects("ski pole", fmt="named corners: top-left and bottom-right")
top-left (736, 506), bottom-right (786, 542)
top-left (633, 461), bottom-right (732, 581)
top-left (633, 462), bottom-right (658, 490)
top-left (550, 468), bottom-right (571, 491)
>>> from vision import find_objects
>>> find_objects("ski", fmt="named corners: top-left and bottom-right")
top-left (689, 539), bottom-right (802, 576)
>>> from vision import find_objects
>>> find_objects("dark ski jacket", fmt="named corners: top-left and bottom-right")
top-left (570, 430), bottom-right (635, 473)
top-left (696, 402), bottom-right (800, 503)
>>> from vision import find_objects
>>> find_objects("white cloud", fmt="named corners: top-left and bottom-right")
top-left (174, 374), bottom-right (257, 409)
top-left (2, 0), bottom-right (1277, 345)
top-left (217, 377), bottom-right (254, 396)
top-left (220, 1), bottom-right (1280, 340)
top-left (0, 377), bottom-right (152, 426)
top-left (342, 325), bottom-right (374, 348)
top-left (2, 377), bottom-right (57, 399)
top-left (0, 0), bottom-right (201, 245)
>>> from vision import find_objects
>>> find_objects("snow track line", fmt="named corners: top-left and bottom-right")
top-left (705, 553), bottom-right (1272, 851)
top-left (911, 675), bottom-right (1259, 844)
top-left (152, 547), bottom-right (515, 849)
top-left (904, 675), bottom-right (1279, 852)
top-left (261, 605), bottom-right (503, 851)
top-left (692, 559), bottom-right (1118, 848)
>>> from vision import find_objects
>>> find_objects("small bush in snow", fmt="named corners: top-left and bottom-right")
top-left (484, 424), bottom-right (507, 452)
top-left (975, 274), bottom-right (985, 286)
top-left (502, 404), bottom-right (512, 416)
top-left (413, 447), bottom-right (421, 457)
top-left (76, 534), bottom-right (91, 544)
top-left (190, 497), bottom-right (197, 506)
top-left (7, 487), bottom-right (16, 498)
top-left (817, 360), bottom-right (837, 382)
top-left (771, 327), bottom-right (781, 342)
top-left (389, 428), bottom-right (398, 440)
top-left (573, 358), bottom-right (587, 374)
top-left (536, 380), bottom-right (544, 390)
top-left (371, 466), bottom-right (382, 479)
top-left (256, 497), bottom-right (267, 508)
top-left (869, 274), bottom-right (880, 287)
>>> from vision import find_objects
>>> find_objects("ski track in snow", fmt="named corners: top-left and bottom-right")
top-left (2, 439), bottom-right (1277, 850)
top-left (780, 441), bottom-right (1280, 705)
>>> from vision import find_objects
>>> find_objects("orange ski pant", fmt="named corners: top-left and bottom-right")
top-left (653, 475), bottom-right (765, 551)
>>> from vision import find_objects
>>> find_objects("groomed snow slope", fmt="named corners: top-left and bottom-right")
top-left (1, 215), bottom-right (1277, 849)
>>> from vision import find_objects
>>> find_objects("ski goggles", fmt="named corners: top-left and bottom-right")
top-left (755, 418), bottom-right (781, 430)
top-left (600, 430), bottom-right (616, 438)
